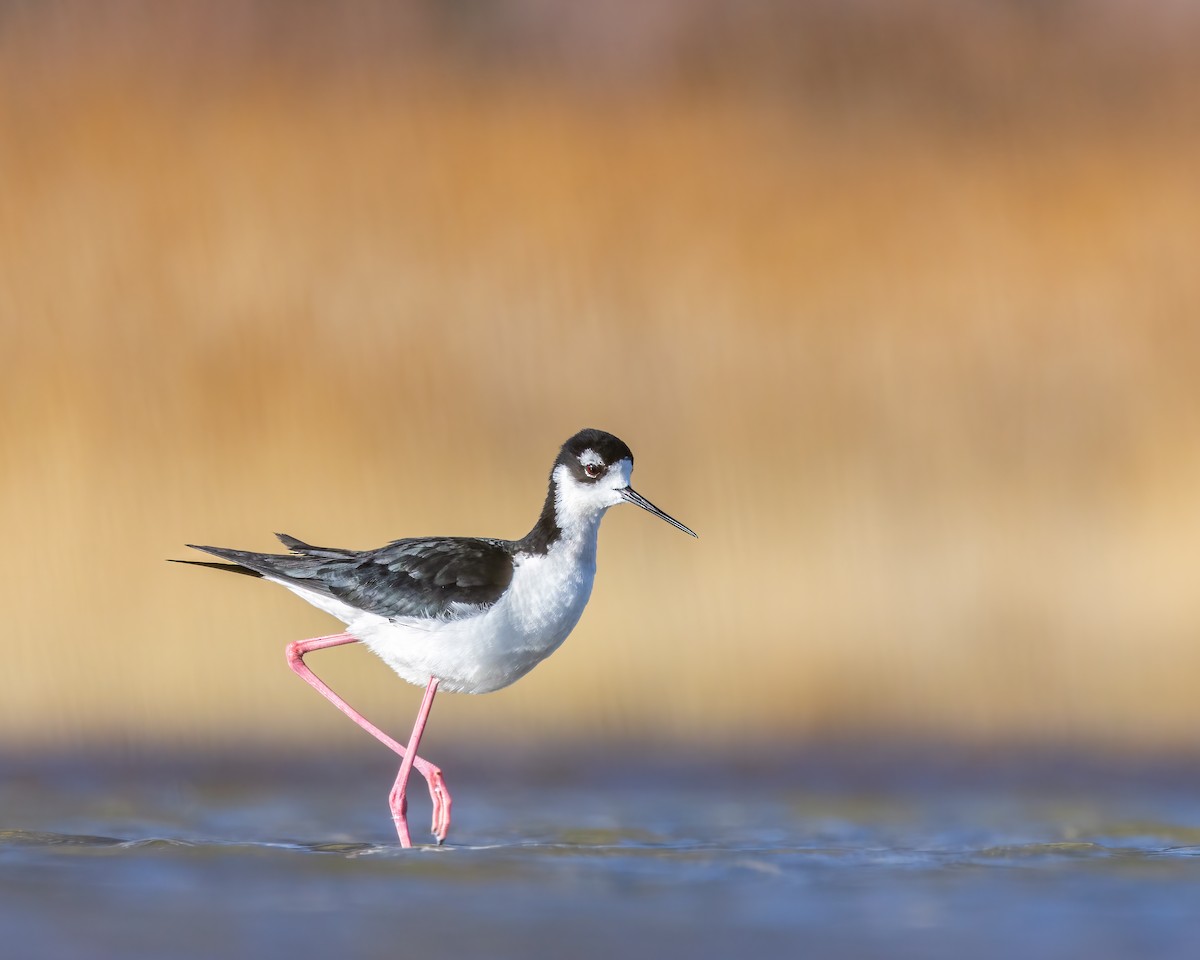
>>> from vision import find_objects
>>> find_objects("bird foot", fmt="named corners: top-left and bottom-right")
top-left (425, 766), bottom-right (452, 843)
top-left (390, 763), bottom-right (451, 846)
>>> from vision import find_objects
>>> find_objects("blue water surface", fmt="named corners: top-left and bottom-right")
top-left (3, 746), bottom-right (1200, 959)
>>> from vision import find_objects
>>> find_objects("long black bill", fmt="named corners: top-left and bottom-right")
top-left (620, 487), bottom-right (698, 538)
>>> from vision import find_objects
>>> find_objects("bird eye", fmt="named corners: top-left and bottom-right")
top-left (583, 462), bottom-right (603, 479)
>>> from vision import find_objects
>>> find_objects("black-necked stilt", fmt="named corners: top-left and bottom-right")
top-left (176, 428), bottom-right (696, 846)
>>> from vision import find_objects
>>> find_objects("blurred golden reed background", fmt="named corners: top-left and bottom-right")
top-left (2, 1), bottom-right (1199, 755)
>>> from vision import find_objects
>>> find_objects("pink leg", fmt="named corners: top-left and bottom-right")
top-left (286, 634), bottom-right (452, 846)
top-left (388, 677), bottom-right (440, 843)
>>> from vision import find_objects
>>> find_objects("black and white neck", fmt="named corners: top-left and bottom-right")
top-left (515, 429), bottom-right (639, 558)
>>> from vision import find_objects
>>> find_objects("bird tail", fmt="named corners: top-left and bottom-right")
top-left (170, 539), bottom-right (349, 584)
top-left (167, 557), bottom-right (263, 578)
top-left (169, 544), bottom-right (273, 578)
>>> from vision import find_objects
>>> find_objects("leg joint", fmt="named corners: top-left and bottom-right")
top-left (285, 640), bottom-right (305, 669)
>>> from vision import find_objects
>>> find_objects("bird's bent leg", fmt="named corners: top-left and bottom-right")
top-left (285, 635), bottom-right (451, 846)
top-left (388, 677), bottom-right (446, 844)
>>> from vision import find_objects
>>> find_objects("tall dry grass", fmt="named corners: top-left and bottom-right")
top-left (2, 2), bottom-right (1200, 753)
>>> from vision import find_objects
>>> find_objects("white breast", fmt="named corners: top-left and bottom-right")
top-left (335, 532), bottom-right (599, 694)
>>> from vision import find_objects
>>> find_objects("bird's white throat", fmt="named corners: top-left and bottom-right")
top-left (550, 457), bottom-right (632, 543)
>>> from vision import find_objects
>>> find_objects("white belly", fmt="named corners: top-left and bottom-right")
top-left (320, 539), bottom-right (599, 694)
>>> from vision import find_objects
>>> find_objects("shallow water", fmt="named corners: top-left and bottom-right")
top-left (3, 748), bottom-right (1200, 959)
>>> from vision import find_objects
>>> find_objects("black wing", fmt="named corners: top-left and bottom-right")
top-left (183, 533), bottom-right (515, 620)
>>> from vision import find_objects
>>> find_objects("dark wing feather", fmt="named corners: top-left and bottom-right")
top-left (340, 538), bottom-right (515, 617)
top-left (274, 532), bottom-right (357, 559)
top-left (184, 537), bottom-right (515, 620)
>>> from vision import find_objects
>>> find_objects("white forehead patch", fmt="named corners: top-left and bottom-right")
top-left (578, 449), bottom-right (604, 468)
